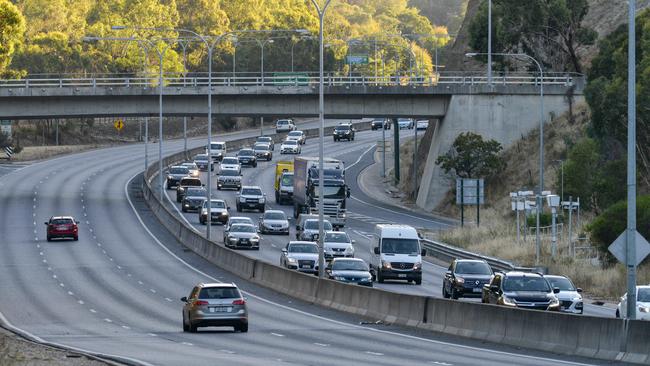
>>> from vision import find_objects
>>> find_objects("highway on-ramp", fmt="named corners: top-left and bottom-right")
top-left (0, 122), bottom-right (617, 365)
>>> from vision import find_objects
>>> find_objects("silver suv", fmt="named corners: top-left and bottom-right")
top-left (236, 186), bottom-right (266, 212)
top-left (297, 218), bottom-right (333, 241)
top-left (217, 169), bottom-right (242, 191)
top-left (181, 283), bottom-right (248, 333)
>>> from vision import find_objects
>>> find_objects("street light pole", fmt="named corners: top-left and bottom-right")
top-left (466, 51), bottom-right (544, 264)
top-left (310, 0), bottom-right (332, 279)
top-left (626, 0), bottom-right (638, 320)
top-left (488, 0), bottom-right (492, 87)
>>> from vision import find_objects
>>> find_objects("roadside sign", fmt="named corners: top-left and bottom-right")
top-left (456, 179), bottom-right (484, 205)
top-left (3, 146), bottom-right (13, 159)
top-left (0, 120), bottom-right (11, 136)
top-left (346, 55), bottom-right (369, 64)
top-left (114, 119), bottom-right (124, 131)
top-left (608, 231), bottom-right (650, 266)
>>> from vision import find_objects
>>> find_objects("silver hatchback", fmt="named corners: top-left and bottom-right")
top-left (181, 283), bottom-right (248, 333)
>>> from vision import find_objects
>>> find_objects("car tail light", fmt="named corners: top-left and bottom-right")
top-left (232, 299), bottom-right (246, 306)
top-left (194, 300), bottom-right (209, 306)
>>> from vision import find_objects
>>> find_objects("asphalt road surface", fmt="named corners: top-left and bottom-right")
top-left (0, 122), bottom-right (619, 365)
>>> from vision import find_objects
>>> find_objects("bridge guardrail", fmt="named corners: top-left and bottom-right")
top-left (0, 71), bottom-right (583, 89)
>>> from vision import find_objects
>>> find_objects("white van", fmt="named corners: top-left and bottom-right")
top-left (370, 224), bottom-right (425, 285)
top-left (207, 141), bottom-right (227, 162)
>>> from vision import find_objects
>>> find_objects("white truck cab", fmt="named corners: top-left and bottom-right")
top-left (207, 141), bottom-right (227, 162)
top-left (370, 224), bottom-right (425, 285)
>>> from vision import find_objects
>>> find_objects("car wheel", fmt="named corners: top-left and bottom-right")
top-left (450, 288), bottom-right (459, 300)
top-left (442, 284), bottom-right (450, 299)
top-left (377, 271), bottom-right (384, 283)
top-left (415, 278), bottom-right (422, 285)
top-left (260, 206), bottom-right (265, 213)
top-left (46, 236), bottom-right (52, 242)
top-left (181, 206), bottom-right (187, 213)
top-left (200, 218), bottom-right (205, 225)
top-left (616, 309), bottom-right (620, 318)
top-left (217, 186), bottom-right (221, 191)
top-left (73, 235), bottom-right (79, 241)
top-left (182, 314), bottom-right (189, 332)
top-left (275, 192), bottom-right (280, 203)
top-left (189, 320), bottom-right (197, 333)
top-left (236, 204), bottom-right (241, 212)
top-left (238, 323), bottom-right (248, 333)
top-left (253, 162), bottom-right (257, 168)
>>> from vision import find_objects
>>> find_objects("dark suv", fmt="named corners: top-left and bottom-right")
top-left (176, 177), bottom-right (203, 202)
top-left (333, 124), bottom-right (355, 141)
top-left (371, 118), bottom-right (390, 130)
top-left (482, 272), bottom-right (560, 311)
top-left (237, 148), bottom-right (257, 167)
top-left (442, 259), bottom-right (493, 299)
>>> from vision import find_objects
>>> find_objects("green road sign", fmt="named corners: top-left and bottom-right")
top-left (346, 55), bottom-right (369, 64)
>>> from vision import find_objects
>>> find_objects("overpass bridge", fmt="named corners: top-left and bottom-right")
top-left (0, 72), bottom-right (581, 119)
top-left (0, 71), bottom-right (585, 210)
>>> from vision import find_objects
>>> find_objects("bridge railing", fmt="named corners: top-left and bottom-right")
top-left (0, 71), bottom-right (583, 89)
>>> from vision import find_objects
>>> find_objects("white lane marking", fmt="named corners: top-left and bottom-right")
top-left (314, 343), bottom-right (329, 347)
top-left (122, 325), bottom-right (131, 330)
top-left (78, 300), bottom-right (84, 305)
top-left (104, 318), bottom-right (112, 323)
top-left (149, 289), bottom-right (156, 293)
top-left (125, 164), bottom-right (594, 366)
top-left (431, 362), bottom-right (453, 366)
top-left (89, 309), bottom-right (97, 313)
top-left (52, 275), bottom-right (57, 279)
top-left (165, 298), bottom-right (173, 302)
top-left (270, 332), bottom-right (285, 337)
top-left (220, 350), bottom-right (235, 354)
top-left (67, 291), bottom-right (74, 296)
top-left (163, 188), bottom-right (201, 234)
top-left (365, 351), bottom-right (384, 356)
top-left (59, 283), bottom-right (65, 288)
top-left (147, 333), bottom-right (157, 337)
top-left (138, 281), bottom-right (144, 285)
top-left (181, 342), bottom-right (193, 346)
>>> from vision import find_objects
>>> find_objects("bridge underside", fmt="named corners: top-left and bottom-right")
top-left (0, 91), bottom-right (450, 119)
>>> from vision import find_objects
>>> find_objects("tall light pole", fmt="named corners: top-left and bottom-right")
top-left (86, 34), bottom-right (172, 202)
top-left (467, 51), bottom-right (544, 264)
top-left (256, 38), bottom-right (275, 86)
top-left (310, 0), bottom-right (332, 279)
top-left (626, 0), bottom-right (637, 320)
top-left (488, 0), bottom-right (492, 87)
top-left (178, 39), bottom-right (191, 158)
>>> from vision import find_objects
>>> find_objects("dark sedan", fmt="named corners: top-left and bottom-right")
top-left (442, 259), bottom-right (493, 299)
top-left (326, 258), bottom-right (373, 287)
top-left (181, 187), bottom-right (208, 212)
top-left (237, 148), bottom-right (258, 167)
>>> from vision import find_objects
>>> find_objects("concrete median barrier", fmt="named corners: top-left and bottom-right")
top-left (623, 320), bottom-right (650, 364)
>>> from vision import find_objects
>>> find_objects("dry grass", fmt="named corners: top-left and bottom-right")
top-left (9, 144), bottom-right (106, 162)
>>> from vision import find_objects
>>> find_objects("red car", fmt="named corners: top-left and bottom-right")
top-left (45, 216), bottom-right (79, 241)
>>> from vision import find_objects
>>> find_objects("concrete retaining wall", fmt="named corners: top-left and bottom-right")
top-left (140, 121), bottom-right (650, 365)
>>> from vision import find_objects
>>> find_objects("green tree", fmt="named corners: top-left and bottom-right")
top-left (588, 195), bottom-right (650, 265)
top-left (0, 0), bottom-right (26, 76)
top-left (468, 0), bottom-right (596, 73)
top-left (435, 132), bottom-right (505, 178)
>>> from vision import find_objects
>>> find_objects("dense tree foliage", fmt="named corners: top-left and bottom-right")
top-left (468, 0), bottom-right (596, 73)
top-left (5, 0), bottom-right (448, 78)
top-left (0, 0), bottom-right (26, 77)
top-left (435, 132), bottom-right (505, 179)
top-left (585, 9), bottom-right (650, 189)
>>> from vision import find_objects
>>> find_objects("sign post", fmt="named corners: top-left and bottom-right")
top-left (1, 120), bottom-right (12, 137)
top-left (114, 119), bottom-right (124, 132)
top-left (456, 178), bottom-right (484, 227)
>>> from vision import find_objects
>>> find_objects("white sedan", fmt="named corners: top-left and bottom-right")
top-left (280, 139), bottom-right (301, 154)
top-left (220, 156), bottom-right (241, 174)
top-left (616, 285), bottom-right (650, 320)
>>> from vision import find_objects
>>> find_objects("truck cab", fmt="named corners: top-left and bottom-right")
top-left (370, 224), bottom-right (425, 285)
top-left (274, 161), bottom-right (294, 205)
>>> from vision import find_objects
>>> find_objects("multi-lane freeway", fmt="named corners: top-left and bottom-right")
top-left (0, 121), bottom-right (618, 365)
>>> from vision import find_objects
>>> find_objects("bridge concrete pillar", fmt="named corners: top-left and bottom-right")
top-left (416, 93), bottom-right (584, 213)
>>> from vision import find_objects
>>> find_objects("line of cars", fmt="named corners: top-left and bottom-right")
top-left (370, 118), bottom-right (429, 130)
top-left (442, 258), bottom-right (584, 314)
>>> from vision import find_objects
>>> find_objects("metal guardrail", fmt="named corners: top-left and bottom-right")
top-left (421, 238), bottom-right (536, 273)
top-left (0, 71), bottom-right (582, 89)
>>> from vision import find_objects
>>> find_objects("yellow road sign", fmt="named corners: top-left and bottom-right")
top-left (114, 119), bottom-right (124, 131)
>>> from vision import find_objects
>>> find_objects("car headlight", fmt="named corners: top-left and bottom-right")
top-left (639, 306), bottom-right (650, 313)
top-left (260, 197), bottom-right (266, 203)
top-left (239, 197), bottom-right (245, 203)
top-left (455, 277), bottom-right (465, 284)
top-left (413, 262), bottom-right (422, 270)
top-left (502, 295), bottom-right (517, 306)
top-left (549, 297), bottom-right (560, 306)
top-left (287, 257), bottom-right (297, 264)
top-left (344, 246), bottom-right (354, 254)
top-left (572, 296), bottom-right (582, 302)
top-left (251, 237), bottom-right (260, 243)
top-left (360, 276), bottom-right (372, 282)
top-left (167, 175), bottom-right (173, 180)
top-left (334, 276), bottom-right (347, 281)
top-left (381, 260), bottom-right (392, 269)
top-left (228, 237), bottom-right (238, 243)
top-left (201, 209), bottom-right (207, 214)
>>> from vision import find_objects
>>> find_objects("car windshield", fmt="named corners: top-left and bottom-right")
top-left (637, 288), bottom-right (650, 302)
top-left (284, 140), bottom-right (298, 146)
top-left (335, 126), bottom-right (350, 131)
top-left (210, 143), bottom-right (224, 150)
top-left (182, 163), bottom-right (197, 169)
top-left (199, 287), bottom-right (240, 299)
top-left (502, 276), bottom-right (551, 292)
top-left (239, 150), bottom-right (254, 156)
top-left (242, 188), bottom-right (262, 195)
top-left (257, 137), bottom-right (272, 143)
top-left (311, 185), bottom-right (346, 199)
top-left (204, 200), bottom-right (225, 208)
top-left (304, 220), bottom-right (332, 230)
top-left (381, 238), bottom-right (420, 255)
top-left (170, 167), bottom-right (189, 174)
top-left (220, 169), bottom-right (239, 176)
top-left (289, 244), bottom-right (318, 253)
top-left (324, 232), bottom-right (349, 243)
top-left (281, 174), bottom-right (293, 186)
top-left (51, 218), bottom-right (73, 225)
top-left (185, 188), bottom-right (206, 197)
top-left (254, 144), bottom-right (269, 150)
top-left (231, 224), bottom-right (255, 233)
top-left (229, 218), bottom-right (251, 226)
top-left (222, 158), bottom-right (238, 165)
top-left (288, 131), bottom-right (302, 136)
top-left (265, 212), bottom-right (286, 220)
top-left (194, 155), bottom-right (208, 161)
top-left (332, 260), bottom-right (368, 271)
top-left (455, 262), bottom-right (492, 275)
top-left (277, 120), bottom-right (289, 125)
top-left (546, 277), bottom-right (575, 291)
